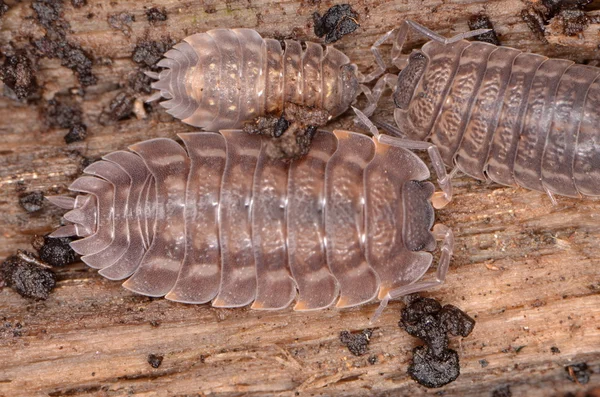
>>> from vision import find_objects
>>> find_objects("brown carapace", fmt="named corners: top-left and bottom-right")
top-left (48, 130), bottom-right (453, 320)
top-left (146, 28), bottom-right (360, 130)
top-left (363, 21), bottom-right (600, 202)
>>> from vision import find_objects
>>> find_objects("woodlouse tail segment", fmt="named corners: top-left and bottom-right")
top-left (146, 42), bottom-right (200, 122)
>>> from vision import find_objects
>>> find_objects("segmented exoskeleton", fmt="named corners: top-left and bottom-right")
top-left (146, 28), bottom-right (366, 130)
top-left (48, 130), bottom-right (453, 320)
top-left (361, 20), bottom-right (600, 203)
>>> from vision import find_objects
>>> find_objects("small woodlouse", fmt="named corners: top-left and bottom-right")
top-left (146, 28), bottom-right (367, 130)
top-left (362, 20), bottom-right (600, 203)
top-left (48, 129), bottom-right (454, 320)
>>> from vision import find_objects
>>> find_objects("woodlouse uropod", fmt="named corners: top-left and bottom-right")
top-left (360, 20), bottom-right (600, 204)
top-left (48, 129), bottom-right (454, 321)
top-left (145, 28), bottom-right (374, 130)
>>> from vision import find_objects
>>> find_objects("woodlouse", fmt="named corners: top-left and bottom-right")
top-left (145, 28), bottom-right (372, 130)
top-left (361, 20), bottom-right (600, 204)
top-left (48, 129), bottom-right (454, 320)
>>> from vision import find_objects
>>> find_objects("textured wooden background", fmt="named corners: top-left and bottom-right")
top-left (0, 0), bottom-right (599, 396)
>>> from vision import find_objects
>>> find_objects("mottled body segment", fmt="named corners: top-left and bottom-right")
top-left (50, 130), bottom-right (450, 313)
top-left (388, 21), bottom-right (600, 198)
top-left (149, 28), bottom-right (359, 130)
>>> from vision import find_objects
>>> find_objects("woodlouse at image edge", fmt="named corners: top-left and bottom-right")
top-left (365, 21), bottom-right (600, 201)
top-left (48, 130), bottom-right (453, 316)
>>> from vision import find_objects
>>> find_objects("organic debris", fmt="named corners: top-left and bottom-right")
top-left (0, 251), bottom-right (56, 300)
top-left (521, 0), bottom-right (599, 41)
top-left (243, 102), bottom-right (330, 161)
top-left (0, 52), bottom-right (39, 100)
top-left (468, 13), bottom-right (500, 45)
top-left (313, 4), bottom-right (359, 44)
top-left (32, 235), bottom-right (79, 267)
top-left (339, 329), bottom-right (373, 356)
top-left (19, 191), bottom-right (45, 213)
top-left (399, 296), bottom-right (475, 388)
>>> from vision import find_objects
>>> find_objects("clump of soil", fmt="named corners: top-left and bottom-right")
top-left (0, 251), bottom-right (56, 300)
top-left (146, 7), bottom-right (167, 24)
top-left (339, 328), bottom-right (373, 356)
top-left (491, 385), bottom-right (512, 397)
top-left (0, 1), bottom-right (8, 18)
top-left (399, 296), bottom-right (475, 388)
top-left (98, 92), bottom-right (135, 125)
top-left (0, 52), bottom-right (39, 100)
top-left (32, 235), bottom-right (79, 267)
top-left (71, 0), bottom-right (86, 8)
top-left (31, 0), bottom-right (97, 87)
top-left (566, 362), bottom-right (591, 384)
top-left (108, 12), bottom-right (135, 36)
top-left (468, 13), bottom-right (501, 45)
top-left (313, 4), bottom-right (359, 44)
top-left (44, 96), bottom-right (88, 143)
top-left (19, 191), bottom-right (45, 213)
top-left (521, 0), bottom-right (599, 41)
top-left (147, 354), bottom-right (163, 368)
top-left (132, 38), bottom-right (175, 69)
top-left (243, 102), bottom-right (330, 161)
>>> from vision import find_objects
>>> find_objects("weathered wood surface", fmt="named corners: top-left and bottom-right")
top-left (1, 0), bottom-right (599, 396)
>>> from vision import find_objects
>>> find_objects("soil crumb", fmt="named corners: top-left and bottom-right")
top-left (521, 0), bottom-right (598, 41)
top-left (108, 12), bottom-right (135, 36)
top-left (44, 96), bottom-right (88, 142)
top-left (339, 328), bottom-right (373, 356)
top-left (147, 354), bottom-right (163, 368)
top-left (0, 52), bottom-right (39, 100)
top-left (0, 1), bottom-right (8, 18)
top-left (566, 362), bottom-right (591, 384)
top-left (146, 7), bottom-right (167, 24)
top-left (132, 38), bottom-right (175, 68)
top-left (71, 0), bottom-right (86, 8)
top-left (399, 296), bottom-right (475, 388)
top-left (33, 235), bottom-right (79, 267)
top-left (468, 13), bottom-right (500, 45)
top-left (19, 191), bottom-right (45, 213)
top-left (243, 102), bottom-right (330, 161)
top-left (0, 251), bottom-right (56, 300)
top-left (32, 0), bottom-right (97, 87)
top-left (98, 92), bottom-right (135, 125)
top-left (491, 385), bottom-right (512, 397)
top-left (313, 4), bottom-right (359, 44)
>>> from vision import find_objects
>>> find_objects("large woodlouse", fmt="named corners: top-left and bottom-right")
top-left (362, 20), bottom-right (600, 203)
top-left (48, 130), bottom-right (453, 320)
top-left (145, 28), bottom-right (373, 130)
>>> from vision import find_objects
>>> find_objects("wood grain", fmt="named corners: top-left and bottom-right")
top-left (1, 1), bottom-right (599, 396)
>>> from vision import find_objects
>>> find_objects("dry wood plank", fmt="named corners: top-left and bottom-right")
top-left (1, 0), bottom-right (599, 396)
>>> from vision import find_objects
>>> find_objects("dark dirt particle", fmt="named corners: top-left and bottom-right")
top-left (566, 363), bottom-right (590, 384)
top-left (44, 97), bottom-right (83, 129)
top-left (128, 70), bottom-right (153, 94)
top-left (468, 13), bottom-right (500, 45)
top-left (19, 191), bottom-right (45, 213)
top-left (491, 385), bottom-right (512, 397)
top-left (479, 359), bottom-right (489, 368)
top-left (551, 346), bottom-right (561, 354)
top-left (399, 296), bottom-right (475, 388)
top-left (521, 0), bottom-right (599, 41)
top-left (313, 4), bottom-right (359, 44)
top-left (243, 102), bottom-right (330, 161)
top-left (0, 52), bottom-right (39, 100)
top-left (132, 38), bottom-right (175, 68)
top-left (147, 354), bottom-right (163, 368)
top-left (34, 235), bottom-right (79, 267)
top-left (0, 1), bottom-right (8, 18)
top-left (0, 251), bottom-right (56, 300)
top-left (146, 7), bottom-right (167, 24)
top-left (64, 123), bottom-right (87, 143)
top-left (408, 345), bottom-right (459, 388)
top-left (108, 12), bottom-right (135, 36)
top-left (98, 92), bottom-right (135, 125)
top-left (368, 355), bottom-right (377, 365)
top-left (71, 0), bottom-right (86, 8)
top-left (339, 328), bottom-right (373, 356)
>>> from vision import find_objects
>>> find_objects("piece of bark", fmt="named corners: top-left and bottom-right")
top-left (0, 1), bottom-right (599, 396)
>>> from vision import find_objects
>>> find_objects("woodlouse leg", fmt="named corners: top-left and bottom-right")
top-left (391, 20), bottom-right (491, 69)
top-left (353, 107), bottom-right (453, 209)
top-left (370, 224), bottom-right (454, 323)
top-left (359, 74), bottom-right (398, 117)
top-left (357, 29), bottom-right (395, 84)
